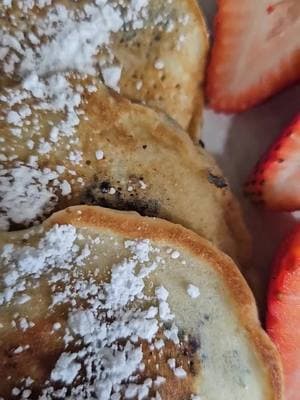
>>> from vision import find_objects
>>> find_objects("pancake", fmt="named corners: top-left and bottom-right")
top-left (0, 205), bottom-right (282, 400)
top-left (0, 0), bottom-right (208, 140)
top-left (0, 74), bottom-right (249, 266)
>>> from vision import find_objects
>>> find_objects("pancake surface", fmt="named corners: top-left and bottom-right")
top-left (0, 0), bottom-right (208, 139)
top-left (0, 74), bottom-right (249, 265)
top-left (0, 206), bottom-right (282, 400)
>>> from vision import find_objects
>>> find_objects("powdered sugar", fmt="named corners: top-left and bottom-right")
top-left (102, 65), bottom-right (122, 93)
top-left (158, 300), bottom-right (174, 321)
top-left (0, 72), bottom-right (85, 229)
top-left (0, 227), bottom-right (191, 398)
top-left (47, 250), bottom-right (166, 398)
top-left (68, 309), bottom-right (97, 337)
top-left (187, 284), bottom-right (200, 299)
top-left (0, 0), bottom-right (151, 86)
top-left (105, 259), bottom-right (144, 309)
top-left (0, 165), bottom-right (58, 230)
top-left (22, 73), bottom-right (82, 136)
top-left (60, 180), bottom-right (72, 196)
top-left (155, 286), bottom-right (169, 301)
top-left (1, 0), bottom-right (130, 230)
top-left (0, 224), bottom-right (81, 305)
top-left (154, 59), bottom-right (165, 70)
top-left (171, 250), bottom-right (180, 259)
top-left (174, 367), bottom-right (187, 379)
top-left (125, 239), bottom-right (152, 263)
top-left (41, 237), bottom-right (168, 397)
top-left (168, 358), bottom-right (187, 379)
top-left (167, 358), bottom-right (176, 369)
top-left (22, 4), bottom-right (123, 78)
top-left (0, 0), bottom-right (184, 94)
top-left (51, 352), bottom-right (81, 385)
top-left (0, 0), bottom-right (185, 230)
top-left (95, 150), bottom-right (104, 160)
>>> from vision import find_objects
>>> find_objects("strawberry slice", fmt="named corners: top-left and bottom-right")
top-left (245, 114), bottom-right (300, 211)
top-left (206, 0), bottom-right (300, 112)
top-left (267, 225), bottom-right (300, 400)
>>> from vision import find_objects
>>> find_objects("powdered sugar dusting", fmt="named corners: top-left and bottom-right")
top-left (50, 352), bottom-right (81, 385)
top-left (102, 65), bottom-right (122, 93)
top-left (187, 284), bottom-right (200, 299)
top-left (0, 224), bottom-right (80, 305)
top-left (0, 0), bottom-right (189, 230)
top-left (0, 0), bottom-right (157, 87)
top-left (0, 70), bottom-right (89, 229)
top-left (0, 226), bottom-right (194, 398)
top-left (21, 4), bottom-right (123, 78)
top-left (0, 165), bottom-right (58, 230)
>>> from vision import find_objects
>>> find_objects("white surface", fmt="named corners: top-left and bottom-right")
top-left (199, 0), bottom-right (300, 304)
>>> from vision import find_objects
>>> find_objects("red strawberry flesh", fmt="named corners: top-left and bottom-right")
top-left (267, 225), bottom-right (300, 400)
top-left (206, 0), bottom-right (300, 112)
top-left (245, 114), bottom-right (300, 211)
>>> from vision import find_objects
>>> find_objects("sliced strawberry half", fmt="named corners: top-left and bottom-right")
top-left (206, 0), bottom-right (300, 112)
top-left (267, 225), bottom-right (300, 400)
top-left (245, 114), bottom-right (300, 211)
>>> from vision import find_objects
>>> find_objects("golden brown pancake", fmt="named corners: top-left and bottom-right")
top-left (0, 0), bottom-right (208, 140)
top-left (0, 206), bottom-right (282, 400)
top-left (0, 74), bottom-right (250, 266)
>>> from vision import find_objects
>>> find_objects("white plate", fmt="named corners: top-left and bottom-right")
top-left (199, 0), bottom-right (300, 304)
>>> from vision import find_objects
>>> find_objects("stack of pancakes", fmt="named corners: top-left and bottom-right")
top-left (0, 1), bottom-right (283, 399)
